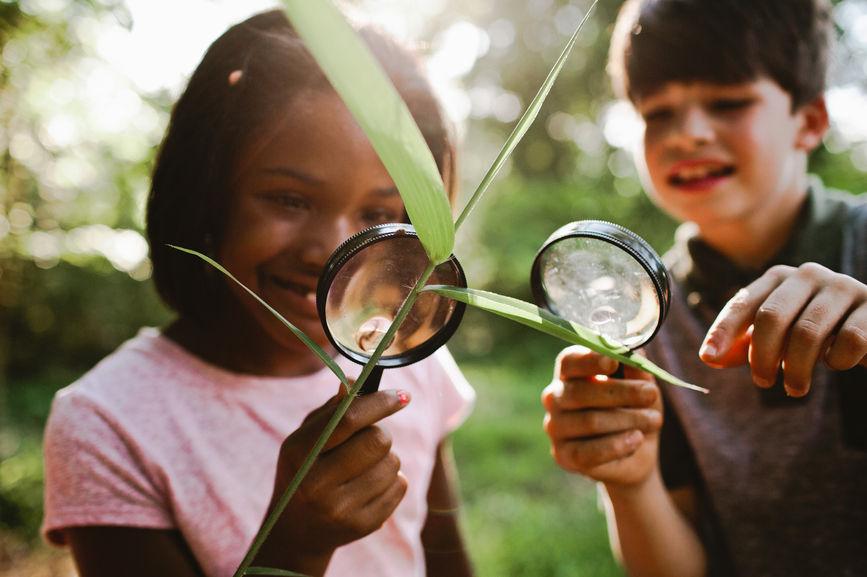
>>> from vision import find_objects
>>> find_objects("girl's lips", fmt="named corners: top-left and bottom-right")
top-left (267, 275), bottom-right (319, 318)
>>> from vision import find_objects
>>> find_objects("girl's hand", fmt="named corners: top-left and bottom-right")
top-left (258, 387), bottom-right (410, 573)
top-left (700, 263), bottom-right (867, 396)
top-left (541, 346), bottom-right (663, 489)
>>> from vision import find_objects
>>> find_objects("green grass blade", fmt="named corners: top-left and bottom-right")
top-left (455, 0), bottom-right (600, 232)
top-left (169, 245), bottom-right (350, 392)
top-left (280, 0), bottom-right (454, 264)
top-left (245, 568), bottom-right (309, 577)
top-left (424, 285), bottom-right (708, 393)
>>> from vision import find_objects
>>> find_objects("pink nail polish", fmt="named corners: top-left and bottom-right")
top-left (397, 390), bottom-right (410, 406)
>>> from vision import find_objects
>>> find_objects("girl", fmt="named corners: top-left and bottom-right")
top-left (41, 9), bottom-right (475, 577)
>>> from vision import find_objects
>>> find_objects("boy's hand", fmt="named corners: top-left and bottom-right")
top-left (700, 263), bottom-right (867, 396)
top-left (264, 387), bottom-right (410, 569)
top-left (541, 346), bottom-right (663, 489)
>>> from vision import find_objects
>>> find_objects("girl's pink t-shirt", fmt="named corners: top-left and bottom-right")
top-left (42, 328), bottom-right (474, 577)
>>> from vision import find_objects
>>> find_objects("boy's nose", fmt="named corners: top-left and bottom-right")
top-left (670, 108), bottom-right (715, 150)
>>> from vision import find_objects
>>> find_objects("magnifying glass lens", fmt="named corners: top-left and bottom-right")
top-left (537, 236), bottom-right (662, 349)
top-left (323, 234), bottom-right (462, 361)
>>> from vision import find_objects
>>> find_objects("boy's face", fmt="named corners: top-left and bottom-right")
top-left (633, 78), bottom-right (826, 232)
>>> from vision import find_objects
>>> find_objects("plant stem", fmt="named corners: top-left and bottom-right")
top-left (233, 260), bottom-right (438, 577)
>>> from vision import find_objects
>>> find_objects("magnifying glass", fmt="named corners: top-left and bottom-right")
top-left (530, 220), bottom-right (670, 374)
top-left (317, 223), bottom-right (467, 395)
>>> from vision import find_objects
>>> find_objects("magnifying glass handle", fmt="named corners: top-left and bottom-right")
top-left (358, 365), bottom-right (384, 395)
top-left (612, 365), bottom-right (626, 379)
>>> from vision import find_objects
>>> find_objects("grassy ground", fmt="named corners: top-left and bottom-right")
top-left (454, 355), bottom-right (623, 577)
top-left (1, 331), bottom-right (622, 576)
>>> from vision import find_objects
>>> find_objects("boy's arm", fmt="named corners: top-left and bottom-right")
top-left (421, 440), bottom-right (474, 577)
top-left (542, 347), bottom-right (706, 577)
top-left (700, 263), bottom-right (867, 395)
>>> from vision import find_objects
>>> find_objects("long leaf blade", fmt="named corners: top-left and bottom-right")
top-left (280, 0), bottom-right (454, 263)
top-left (455, 0), bottom-right (600, 231)
top-left (424, 285), bottom-right (708, 393)
top-left (169, 246), bottom-right (350, 391)
top-left (245, 568), bottom-right (309, 577)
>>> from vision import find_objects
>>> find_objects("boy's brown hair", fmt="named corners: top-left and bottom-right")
top-left (608, 0), bottom-right (833, 109)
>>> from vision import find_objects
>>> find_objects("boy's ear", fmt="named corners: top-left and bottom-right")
top-left (794, 96), bottom-right (829, 152)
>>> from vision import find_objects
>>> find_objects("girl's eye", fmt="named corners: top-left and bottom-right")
top-left (709, 98), bottom-right (753, 112)
top-left (260, 191), bottom-right (310, 211)
top-left (361, 207), bottom-right (401, 225)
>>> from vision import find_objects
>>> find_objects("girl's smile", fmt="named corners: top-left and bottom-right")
top-left (216, 90), bottom-right (405, 374)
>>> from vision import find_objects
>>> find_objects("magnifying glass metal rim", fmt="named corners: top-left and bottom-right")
top-left (530, 219), bottom-right (671, 350)
top-left (316, 222), bottom-right (467, 368)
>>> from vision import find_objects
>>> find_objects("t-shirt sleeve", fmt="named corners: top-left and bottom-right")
top-left (430, 347), bottom-right (476, 439)
top-left (42, 389), bottom-right (173, 545)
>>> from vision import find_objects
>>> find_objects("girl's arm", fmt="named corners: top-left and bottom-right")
top-left (66, 527), bottom-right (204, 577)
top-left (421, 440), bottom-right (473, 577)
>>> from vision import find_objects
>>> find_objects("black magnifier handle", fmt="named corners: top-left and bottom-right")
top-left (612, 364), bottom-right (626, 379)
top-left (358, 365), bottom-right (384, 396)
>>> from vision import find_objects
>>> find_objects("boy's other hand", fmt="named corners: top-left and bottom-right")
top-left (541, 346), bottom-right (663, 489)
top-left (700, 263), bottom-right (867, 396)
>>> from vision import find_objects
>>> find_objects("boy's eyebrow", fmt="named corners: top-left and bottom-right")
top-left (373, 186), bottom-right (399, 197)
top-left (261, 166), bottom-right (323, 184)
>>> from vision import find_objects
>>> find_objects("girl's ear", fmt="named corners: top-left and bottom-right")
top-left (794, 96), bottom-right (829, 152)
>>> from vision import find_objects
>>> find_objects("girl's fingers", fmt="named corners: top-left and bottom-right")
top-left (544, 407), bottom-right (662, 441)
top-left (321, 426), bottom-right (395, 481)
top-left (552, 430), bottom-right (644, 473)
top-left (780, 288), bottom-right (855, 396)
top-left (544, 376), bottom-right (658, 411)
top-left (747, 276), bottom-right (816, 387)
top-left (700, 265), bottom-right (795, 363)
top-left (825, 303), bottom-right (867, 371)
top-left (321, 390), bottom-right (409, 451)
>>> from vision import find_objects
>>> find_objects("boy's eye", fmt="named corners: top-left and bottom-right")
top-left (641, 107), bottom-right (673, 123)
top-left (709, 98), bottom-right (754, 112)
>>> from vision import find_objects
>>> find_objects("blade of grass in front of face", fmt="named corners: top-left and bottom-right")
top-left (245, 568), bottom-right (308, 576)
top-left (232, 261), bottom-right (437, 577)
top-left (454, 0), bottom-right (600, 232)
top-left (423, 285), bottom-right (709, 393)
top-left (280, 0), bottom-right (454, 264)
top-left (169, 246), bottom-right (350, 392)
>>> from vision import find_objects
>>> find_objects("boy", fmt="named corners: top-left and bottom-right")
top-left (541, 1), bottom-right (867, 576)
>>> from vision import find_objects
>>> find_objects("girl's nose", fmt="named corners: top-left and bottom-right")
top-left (298, 217), bottom-right (352, 269)
top-left (670, 107), bottom-right (715, 150)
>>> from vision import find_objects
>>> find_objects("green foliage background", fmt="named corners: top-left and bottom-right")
top-left (1, 0), bottom-right (865, 575)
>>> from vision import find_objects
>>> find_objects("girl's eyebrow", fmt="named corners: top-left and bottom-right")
top-left (261, 166), bottom-right (322, 184)
top-left (373, 186), bottom-right (399, 197)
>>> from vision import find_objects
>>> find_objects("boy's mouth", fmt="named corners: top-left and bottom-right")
top-left (668, 162), bottom-right (735, 188)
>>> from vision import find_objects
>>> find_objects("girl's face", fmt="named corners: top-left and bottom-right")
top-left (633, 78), bottom-right (822, 232)
top-left (219, 91), bottom-right (406, 369)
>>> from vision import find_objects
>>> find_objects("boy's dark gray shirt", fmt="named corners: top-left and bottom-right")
top-left (645, 179), bottom-right (867, 577)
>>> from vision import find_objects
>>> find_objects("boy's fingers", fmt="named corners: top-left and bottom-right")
top-left (549, 377), bottom-right (658, 410)
top-left (703, 329), bottom-right (751, 368)
top-left (825, 304), bottom-right (867, 370)
top-left (779, 290), bottom-right (853, 395)
top-left (552, 430), bottom-right (644, 473)
top-left (321, 390), bottom-right (410, 451)
top-left (545, 407), bottom-right (662, 440)
top-left (700, 267), bottom-right (794, 361)
top-left (747, 278), bottom-right (816, 386)
top-left (557, 347), bottom-right (619, 380)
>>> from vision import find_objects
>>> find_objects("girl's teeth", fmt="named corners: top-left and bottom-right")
top-left (306, 292), bottom-right (316, 303)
